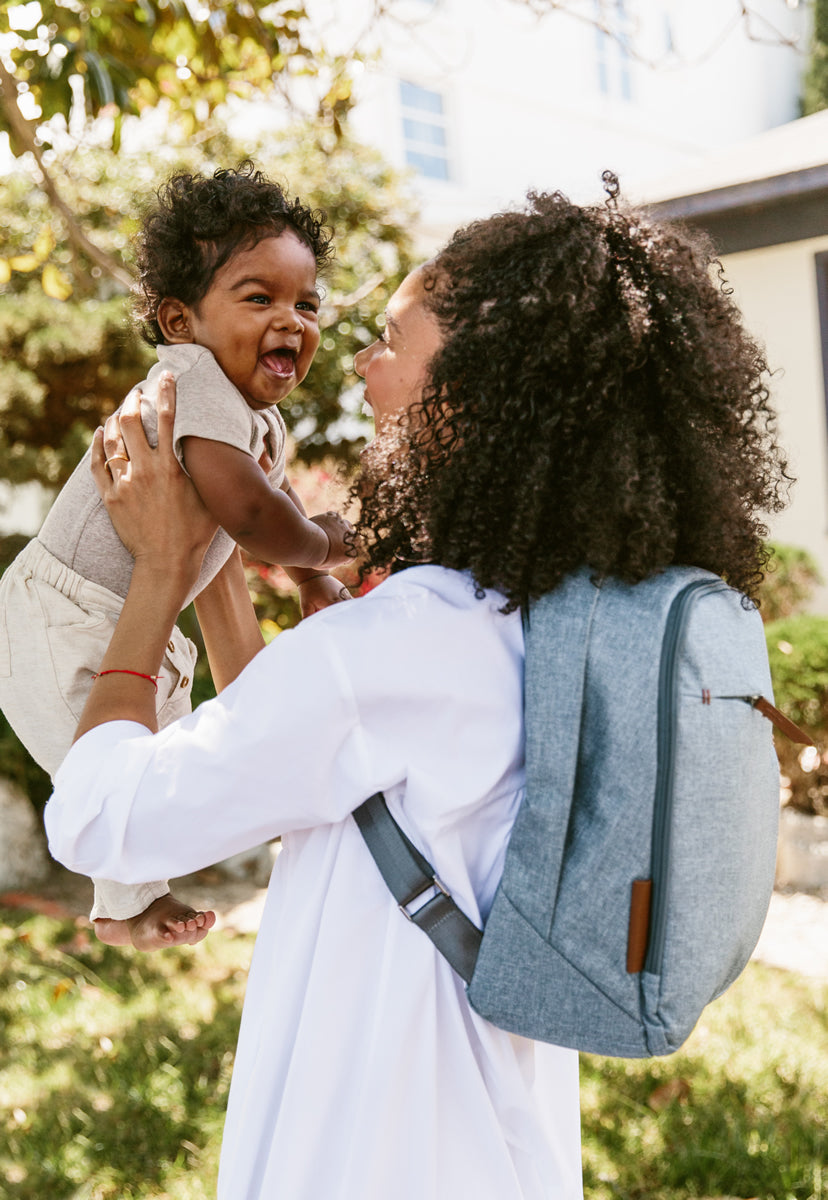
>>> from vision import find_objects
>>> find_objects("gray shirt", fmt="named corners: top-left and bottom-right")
top-left (38, 344), bottom-right (287, 609)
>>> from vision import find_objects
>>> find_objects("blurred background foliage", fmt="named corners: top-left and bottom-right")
top-left (803, 0), bottom-right (828, 115)
top-left (0, 0), bottom-right (417, 802)
top-left (759, 543), bottom-right (828, 818)
top-left (0, 0), bottom-right (418, 492)
top-left (0, 0), bottom-right (362, 278)
top-left (0, 127), bottom-right (417, 487)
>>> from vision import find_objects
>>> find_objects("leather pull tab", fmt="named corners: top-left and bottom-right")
top-left (753, 696), bottom-right (814, 746)
top-left (626, 878), bottom-right (652, 974)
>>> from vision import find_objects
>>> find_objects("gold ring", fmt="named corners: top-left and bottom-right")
top-left (105, 454), bottom-right (129, 468)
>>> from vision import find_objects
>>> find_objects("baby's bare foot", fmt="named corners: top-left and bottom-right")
top-left (93, 916), bottom-right (133, 946)
top-left (94, 893), bottom-right (216, 951)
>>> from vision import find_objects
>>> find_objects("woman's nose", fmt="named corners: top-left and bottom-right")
top-left (354, 341), bottom-right (376, 377)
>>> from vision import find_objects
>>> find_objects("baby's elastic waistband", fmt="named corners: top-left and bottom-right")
top-left (17, 539), bottom-right (126, 615)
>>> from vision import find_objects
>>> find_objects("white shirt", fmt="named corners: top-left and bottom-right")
top-left (45, 565), bottom-right (583, 1200)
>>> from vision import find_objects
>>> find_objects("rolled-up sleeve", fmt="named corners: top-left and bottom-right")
top-left (45, 618), bottom-right (381, 885)
top-left (45, 568), bottom-right (525, 894)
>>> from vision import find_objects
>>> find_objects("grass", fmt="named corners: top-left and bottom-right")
top-left (0, 904), bottom-right (826, 1200)
top-left (0, 907), bottom-right (252, 1199)
top-left (580, 965), bottom-right (828, 1199)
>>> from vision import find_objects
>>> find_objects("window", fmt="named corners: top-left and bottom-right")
top-left (594, 0), bottom-right (633, 102)
top-left (399, 80), bottom-right (450, 181)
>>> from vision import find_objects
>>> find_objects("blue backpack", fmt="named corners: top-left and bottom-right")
top-left (354, 567), bottom-right (808, 1058)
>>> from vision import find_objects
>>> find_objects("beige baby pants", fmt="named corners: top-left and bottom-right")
top-left (0, 539), bottom-right (198, 919)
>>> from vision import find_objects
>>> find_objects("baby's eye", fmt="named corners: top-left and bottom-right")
top-left (246, 293), bottom-right (270, 305)
top-left (297, 300), bottom-right (319, 314)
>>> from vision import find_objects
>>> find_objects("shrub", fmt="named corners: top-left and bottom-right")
top-left (766, 613), bottom-right (828, 816)
top-left (756, 541), bottom-right (823, 623)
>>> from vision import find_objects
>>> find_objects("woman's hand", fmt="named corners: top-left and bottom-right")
top-left (91, 372), bottom-right (218, 589)
top-left (74, 374), bottom-right (219, 743)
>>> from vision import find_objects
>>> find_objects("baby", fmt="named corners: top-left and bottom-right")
top-left (0, 163), bottom-right (353, 948)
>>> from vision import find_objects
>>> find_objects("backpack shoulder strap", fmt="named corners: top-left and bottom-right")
top-left (505, 571), bottom-right (600, 928)
top-left (353, 791), bottom-right (483, 983)
top-left (353, 572), bottom-right (601, 983)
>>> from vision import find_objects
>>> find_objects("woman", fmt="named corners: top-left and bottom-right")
top-left (45, 185), bottom-right (787, 1199)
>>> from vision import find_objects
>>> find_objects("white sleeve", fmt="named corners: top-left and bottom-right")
top-left (44, 570), bottom-right (524, 893)
top-left (44, 619), bottom-right (386, 885)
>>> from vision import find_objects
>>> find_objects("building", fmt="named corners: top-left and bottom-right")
top-left (305, 0), bottom-right (807, 249)
top-left (638, 108), bottom-right (828, 599)
top-left (316, 0), bottom-right (825, 583)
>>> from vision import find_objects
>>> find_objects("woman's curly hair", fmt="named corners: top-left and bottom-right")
top-left (355, 179), bottom-right (791, 610)
top-left (134, 160), bottom-right (333, 346)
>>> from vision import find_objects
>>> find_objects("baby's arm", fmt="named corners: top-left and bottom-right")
top-left (278, 478), bottom-right (353, 616)
top-left (182, 435), bottom-right (353, 569)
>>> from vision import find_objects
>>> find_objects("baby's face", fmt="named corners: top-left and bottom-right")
top-left (186, 232), bottom-right (320, 410)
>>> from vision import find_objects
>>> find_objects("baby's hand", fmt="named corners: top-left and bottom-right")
top-left (310, 511), bottom-right (356, 569)
top-left (297, 573), bottom-right (353, 618)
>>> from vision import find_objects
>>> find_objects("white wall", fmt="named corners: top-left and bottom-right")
top-left (720, 235), bottom-right (828, 600)
top-left (304, 0), bottom-right (807, 248)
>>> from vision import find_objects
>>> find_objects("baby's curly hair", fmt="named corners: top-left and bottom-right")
top-left (134, 161), bottom-right (333, 346)
top-left (355, 179), bottom-right (790, 609)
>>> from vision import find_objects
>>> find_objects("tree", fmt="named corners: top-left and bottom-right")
top-left (803, 0), bottom-right (828, 114)
top-left (0, 0), bottom-right (366, 287)
top-left (0, 122), bottom-right (416, 503)
top-left (506, 0), bottom-right (802, 60)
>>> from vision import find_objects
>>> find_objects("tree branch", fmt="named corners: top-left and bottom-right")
top-left (0, 60), bottom-right (134, 291)
top-left (502, 0), bottom-right (804, 69)
top-left (320, 271), bottom-right (387, 328)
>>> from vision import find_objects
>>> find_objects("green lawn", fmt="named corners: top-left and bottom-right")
top-left (1, 903), bottom-right (826, 1199)
top-left (580, 965), bottom-right (828, 1199)
top-left (0, 908), bottom-right (250, 1199)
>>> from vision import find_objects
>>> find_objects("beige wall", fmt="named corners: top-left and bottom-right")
top-left (720, 236), bottom-right (828, 610)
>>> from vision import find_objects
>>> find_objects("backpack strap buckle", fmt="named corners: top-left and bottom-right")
top-left (353, 791), bottom-right (483, 984)
top-left (399, 875), bottom-right (450, 921)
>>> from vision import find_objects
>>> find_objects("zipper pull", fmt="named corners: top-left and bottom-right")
top-left (747, 695), bottom-right (814, 746)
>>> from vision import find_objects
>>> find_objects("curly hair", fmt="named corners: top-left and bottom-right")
top-left (355, 180), bottom-right (790, 610)
top-left (134, 161), bottom-right (333, 346)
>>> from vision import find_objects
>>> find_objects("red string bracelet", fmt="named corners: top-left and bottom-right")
top-left (92, 668), bottom-right (159, 693)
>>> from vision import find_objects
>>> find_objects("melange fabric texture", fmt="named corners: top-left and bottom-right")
top-left (0, 537), bottom-right (197, 771)
top-left (45, 566), bottom-right (584, 1200)
top-left (38, 343), bottom-right (287, 608)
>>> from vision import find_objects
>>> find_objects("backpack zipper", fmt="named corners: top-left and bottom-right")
top-left (644, 578), bottom-right (728, 975)
top-left (716, 694), bottom-right (813, 745)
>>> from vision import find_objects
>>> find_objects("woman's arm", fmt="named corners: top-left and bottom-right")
top-left (193, 547), bottom-right (265, 692)
top-left (73, 376), bottom-right (219, 743)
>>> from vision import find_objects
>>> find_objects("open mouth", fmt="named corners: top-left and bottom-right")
top-left (261, 348), bottom-right (297, 378)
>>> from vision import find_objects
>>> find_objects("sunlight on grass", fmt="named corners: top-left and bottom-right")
top-left (1, 904), bottom-right (826, 1199)
top-left (0, 909), bottom-right (252, 1200)
top-left (581, 964), bottom-right (828, 1199)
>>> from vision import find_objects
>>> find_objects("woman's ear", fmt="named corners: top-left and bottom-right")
top-left (157, 298), bottom-right (192, 344)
